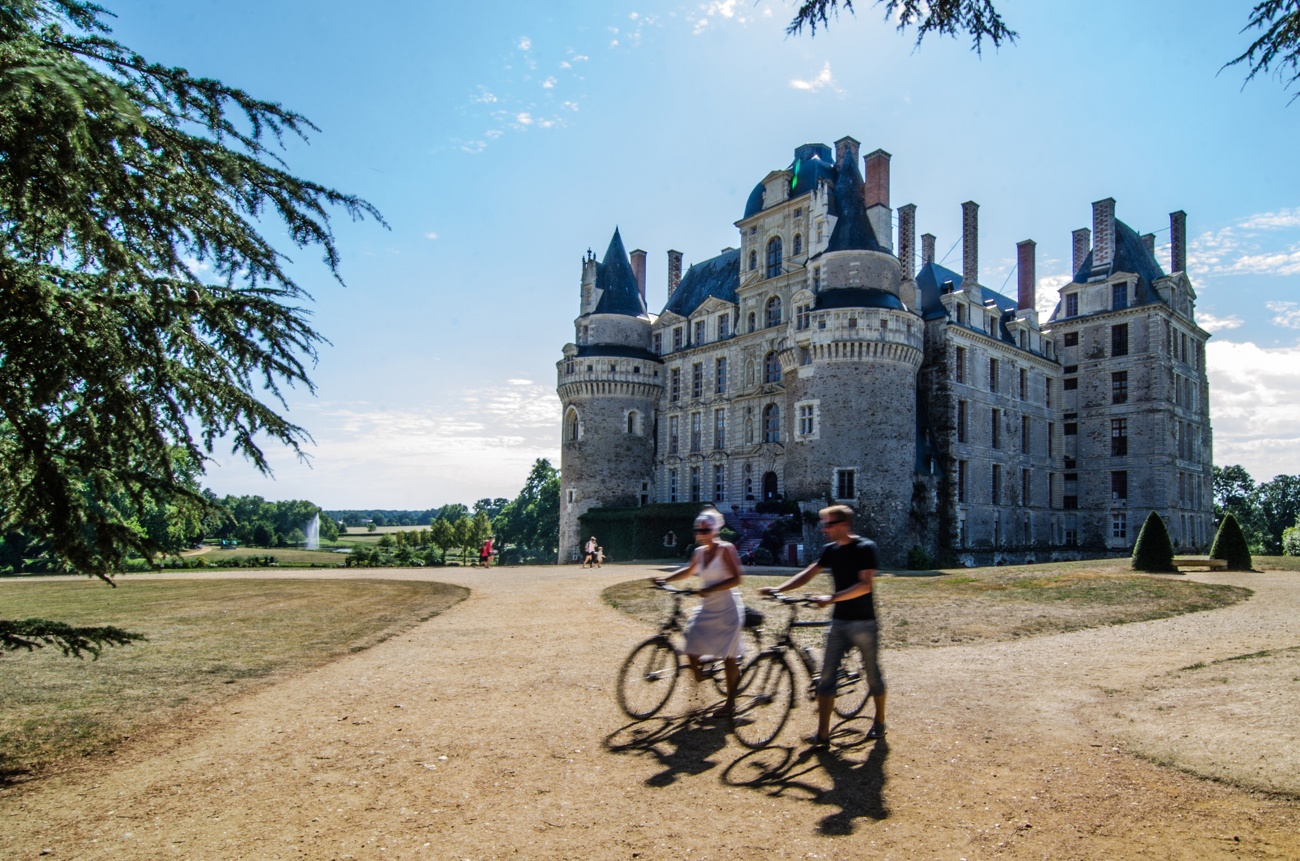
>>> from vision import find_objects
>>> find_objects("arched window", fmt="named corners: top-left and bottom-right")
top-left (763, 403), bottom-right (780, 443)
top-left (765, 296), bottom-right (782, 328)
top-left (766, 236), bottom-right (783, 278)
top-left (764, 351), bottom-right (781, 383)
top-left (748, 249), bottom-right (757, 271)
top-left (626, 410), bottom-right (639, 435)
top-left (747, 311), bottom-right (756, 333)
top-left (793, 233), bottom-right (803, 255)
top-left (565, 408), bottom-right (580, 443)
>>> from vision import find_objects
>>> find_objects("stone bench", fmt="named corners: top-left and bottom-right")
top-left (1171, 557), bottom-right (1228, 570)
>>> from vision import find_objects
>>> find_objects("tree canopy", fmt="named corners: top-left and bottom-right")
top-left (0, 0), bottom-right (384, 581)
top-left (492, 459), bottom-right (560, 561)
top-left (788, 0), bottom-right (1300, 103)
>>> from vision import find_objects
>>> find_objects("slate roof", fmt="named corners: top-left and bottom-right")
top-left (813, 287), bottom-right (905, 311)
top-left (662, 248), bottom-right (741, 318)
top-left (743, 143), bottom-right (838, 219)
top-left (1053, 218), bottom-right (1170, 320)
top-left (914, 261), bottom-right (963, 321)
top-left (824, 150), bottom-right (886, 254)
top-left (592, 228), bottom-right (648, 317)
top-left (575, 344), bottom-right (660, 362)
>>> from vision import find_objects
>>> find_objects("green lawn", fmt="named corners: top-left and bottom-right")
top-left (0, 578), bottom-right (466, 781)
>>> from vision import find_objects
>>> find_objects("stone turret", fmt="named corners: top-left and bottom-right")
top-left (556, 229), bottom-right (663, 562)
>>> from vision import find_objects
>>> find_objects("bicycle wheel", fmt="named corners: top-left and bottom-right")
top-left (617, 638), bottom-right (680, 719)
top-left (730, 654), bottom-right (794, 749)
top-left (833, 646), bottom-right (870, 718)
top-left (709, 626), bottom-right (763, 696)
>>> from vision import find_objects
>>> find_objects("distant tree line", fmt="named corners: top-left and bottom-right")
top-left (1213, 465), bottom-right (1300, 555)
top-left (207, 496), bottom-right (339, 549)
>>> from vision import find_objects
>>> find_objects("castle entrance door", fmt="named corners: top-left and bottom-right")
top-left (762, 471), bottom-right (778, 501)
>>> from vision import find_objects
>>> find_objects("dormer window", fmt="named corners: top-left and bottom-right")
top-left (673, 327), bottom-right (683, 350)
top-left (1112, 281), bottom-right (1128, 310)
top-left (793, 234), bottom-right (803, 256)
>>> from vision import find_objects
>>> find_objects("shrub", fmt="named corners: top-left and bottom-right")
top-left (907, 545), bottom-right (936, 571)
top-left (1282, 525), bottom-right (1300, 557)
top-left (752, 547), bottom-right (775, 566)
top-left (1209, 514), bottom-right (1253, 571)
top-left (1130, 511), bottom-right (1176, 573)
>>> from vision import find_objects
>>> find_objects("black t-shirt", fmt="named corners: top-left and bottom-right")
top-left (817, 536), bottom-right (879, 621)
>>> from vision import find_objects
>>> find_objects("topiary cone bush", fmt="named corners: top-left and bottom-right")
top-left (1210, 513), bottom-right (1253, 571)
top-left (1131, 511), bottom-right (1176, 573)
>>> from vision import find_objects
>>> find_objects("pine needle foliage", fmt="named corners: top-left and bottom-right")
top-left (1210, 513), bottom-right (1254, 571)
top-left (0, 1), bottom-right (385, 580)
top-left (1131, 511), bottom-right (1176, 573)
top-left (0, 618), bottom-right (145, 658)
top-left (786, 0), bottom-right (1018, 53)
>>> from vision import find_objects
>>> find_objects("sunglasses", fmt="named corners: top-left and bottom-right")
top-left (821, 519), bottom-right (847, 527)
top-left (693, 527), bottom-right (713, 533)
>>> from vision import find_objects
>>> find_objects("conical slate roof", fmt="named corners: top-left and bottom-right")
top-left (825, 151), bottom-right (886, 254)
top-left (592, 228), bottom-right (647, 317)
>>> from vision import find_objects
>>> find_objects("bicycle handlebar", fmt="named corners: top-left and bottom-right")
top-left (763, 591), bottom-right (824, 607)
top-left (651, 582), bottom-right (699, 596)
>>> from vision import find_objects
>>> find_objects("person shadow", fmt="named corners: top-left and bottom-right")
top-left (604, 712), bottom-right (731, 788)
top-left (722, 721), bottom-right (889, 835)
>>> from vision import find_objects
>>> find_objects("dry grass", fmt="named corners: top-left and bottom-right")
top-left (0, 578), bottom-right (466, 781)
top-left (603, 558), bottom-right (1250, 652)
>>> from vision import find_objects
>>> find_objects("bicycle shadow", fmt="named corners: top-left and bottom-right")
top-left (722, 722), bottom-right (889, 835)
top-left (604, 711), bottom-right (732, 788)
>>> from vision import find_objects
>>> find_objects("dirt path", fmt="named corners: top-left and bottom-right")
top-left (2, 566), bottom-right (1297, 860)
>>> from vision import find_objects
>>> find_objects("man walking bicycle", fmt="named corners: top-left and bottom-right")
top-left (759, 504), bottom-right (886, 747)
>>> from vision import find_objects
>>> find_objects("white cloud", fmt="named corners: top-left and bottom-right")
top-left (693, 0), bottom-right (748, 34)
top-left (542, 76), bottom-right (556, 89)
top-left (1230, 247), bottom-right (1300, 277)
top-left (789, 62), bottom-right (839, 93)
top-left (1266, 300), bottom-right (1300, 329)
top-left (518, 36), bottom-right (531, 51)
top-left (1239, 208), bottom-right (1300, 230)
top-left (1034, 272), bottom-right (1071, 322)
top-left (1207, 340), bottom-right (1300, 480)
top-left (1196, 311), bottom-right (1243, 333)
top-left (515, 112), bottom-right (534, 126)
top-left (473, 88), bottom-right (498, 104)
top-left (424, 232), bottom-right (439, 241)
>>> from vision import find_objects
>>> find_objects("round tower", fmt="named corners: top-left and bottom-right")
top-left (556, 229), bottom-right (663, 563)
top-left (782, 138), bottom-right (923, 567)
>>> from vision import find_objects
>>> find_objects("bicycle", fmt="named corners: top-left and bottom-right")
top-left (729, 592), bottom-right (869, 749)
top-left (615, 583), bottom-right (763, 720)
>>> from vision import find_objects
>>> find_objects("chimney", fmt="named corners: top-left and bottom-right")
top-left (1071, 228), bottom-right (1091, 276)
top-left (834, 136), bottom-right (860, 168)
top-left (667, 249), bottom-right (683, 299)
top-left (1170, 210), bottom-right (1187, 273)
top-left (630, 249), bottom-right (647, 303)
top-left (961, 201), bottom-right (979, 287)
top-left (1092, 197), bottom-right (1116, 270)
top-left (863, 149), bottom-right (891, 208)
top-left (921, 232), bottom-right (936, 266)
top-left (1141, 233), bottom-right (1156, 257)
top-left (898, 203), bottom-right (917, 281)
top-left (1016, 240), bottom-right (1036, 312)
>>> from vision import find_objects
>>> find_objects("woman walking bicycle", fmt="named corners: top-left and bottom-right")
top-left (654, 508), bottom-right (746, 718)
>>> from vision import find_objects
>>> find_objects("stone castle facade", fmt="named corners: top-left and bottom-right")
top-left (556, 136), bottom-right (1214, 567)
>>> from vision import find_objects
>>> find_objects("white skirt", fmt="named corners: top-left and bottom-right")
top-left (684, 589), bottom-right (744, 659)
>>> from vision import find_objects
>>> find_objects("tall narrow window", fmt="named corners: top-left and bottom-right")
top-left (694, 320), bottom-right (706, 344)
top-left (718, 314), bottom-right (730, 339)
top-left (692, 363), bottom-right (703, 398)
top-left (991, 408), bottom-right (1001, 449)
top-left (792, 233), bottom-right (803, 255)
top-left (798, 403), bottom-right (815, 437)
top-left (668, 416), bottom-right (679, 454)
top-left (765, 296), bottom-right (782, 327)
top-left (1111, 418), bottom-right (1128, 456)
top-left (690, 413), bottom-right (701, 453)
top-left (653, 332), bottom-right (662, 354)
top-left (713, 464), bottom-right (726, 502)
top-left (1112, 323), bottom-right (1129, 357)
top-left (989, 358), bottom-right (999, 393)
top-left (957, 400), bottom-right (967, 443)
top-left (1065, 293), bottom-right (1079, 317)
top-left (835, 469), bottom-right (856, 500)
top-left (690, 466), bottom-right (701, 502)
top-left (673, 327), bottom-right (683, 350)
top-left (957, 460), bottom-right (968, 502)
top-left (670, 368), bottom-right (680, 402)
top-left (766, 236), bottom-right (783, 278)
top-left (1022, 468), bottom-right (1031, 506)
top-left (715, 357), bottom-right (728, 394)
top-left (763, 403), bottom-right (780, 443)
top-left (1112, 470), bottom-right (1128, 503)
top-left (764, 351), bottom-right (781, 383)
top-left (1112, 371), bottom-right (1128, 404)
top-left (714, 409), bottom-right (726, 449)
top-left (565, 409), bottom-right (579, 443)
top-left (669, 469), bottom-right (678, 502)
top-left (992, 464), bottom-right (1002, 505)
top-left (749, 249), bottom-right (757, 271)
top-left (1021, 415), bottom-right (1029, 454)
top-left (1112, 511), bottom-right (1127, 540)
top-left (1112, 282), bottom-right (1128, 310)
top-left (955, 347), bottom-right (966, 384)
top-left (1019, 368), bottom-right (1027, 400)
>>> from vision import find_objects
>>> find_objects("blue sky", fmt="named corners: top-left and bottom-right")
top-left (110, 0), bottom-right (1300, 508)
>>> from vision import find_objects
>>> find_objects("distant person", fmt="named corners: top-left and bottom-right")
top-left (583, 535), bottom-right (597, 568)
top-left (663, 530), bottom-right (676, 549)
top-left (479, 536), bottom-right (494, 568)
top-left (655, 509), bottom-right (746, 718)
top-left (760, 504), bottom-right (886, 747)
top-left (595, 546), bottom-right (605, 568)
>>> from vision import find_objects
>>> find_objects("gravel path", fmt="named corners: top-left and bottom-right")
top-left (2, 565), bottom-right (1296, 860)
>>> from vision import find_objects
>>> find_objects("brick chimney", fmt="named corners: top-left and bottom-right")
top-left (863, 149), bottom-right (890, 208)
top-left (667, 249), bottom-right (683, 299)
top-left (1092, 198), bottom-right (1116, 270)
top-left (630, 249), bottom-right (647, 304)
top-left (1071, 228), bottom-right (1091, 276)
top-left (898, 203), bottom-right (917, 281)
top-left (962, 201), bottom-right (979, 287)
top-left (1016, 240), bottom-right (1036, 312)
top-left (1141, 233), bottom-right (1156, 257)
top-left (834, 136), bottom-right (860, 169)
top-left (1170, 210), bottom-right (1187, 273)
top-left (921, 232), bottom-right (936, 266)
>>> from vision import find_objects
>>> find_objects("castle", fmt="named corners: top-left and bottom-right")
top-left (556, 136), bottom-right (1214, 567)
